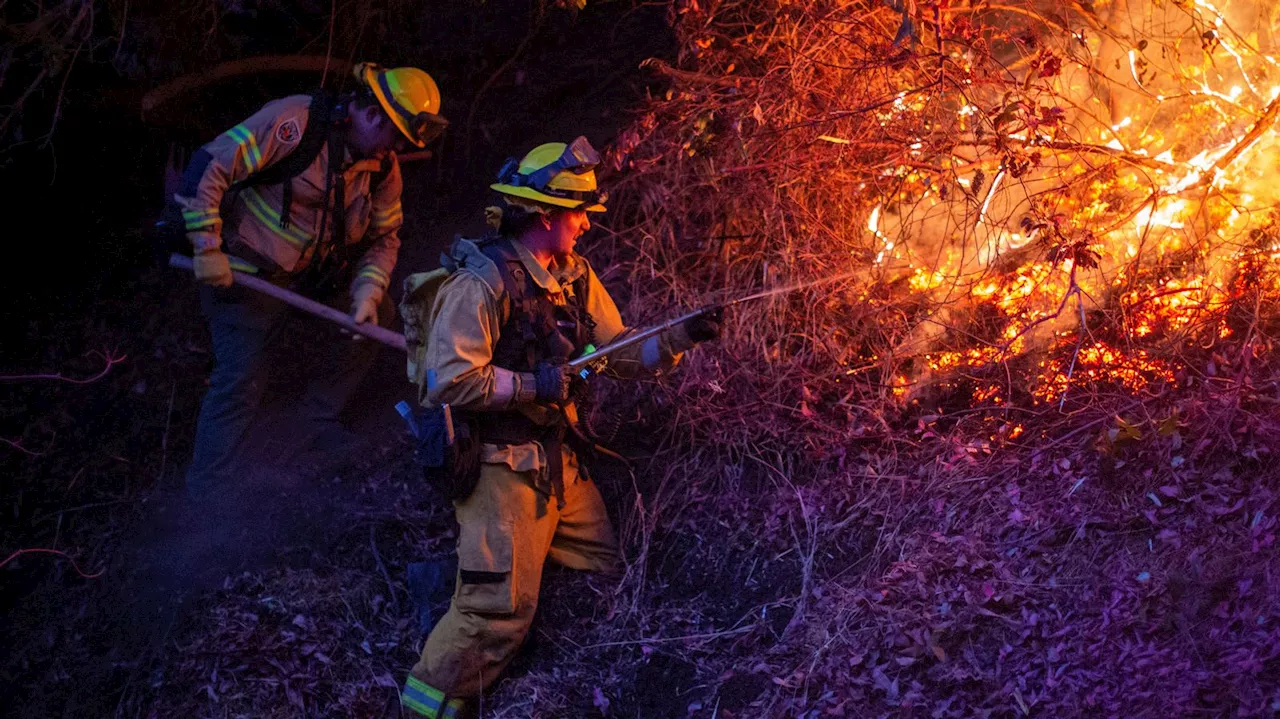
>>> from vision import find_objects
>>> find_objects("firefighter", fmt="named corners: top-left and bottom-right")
top-left (177, 62), bottom-right (447, 495)
top-left (398, 137), bottom-right (720, 717)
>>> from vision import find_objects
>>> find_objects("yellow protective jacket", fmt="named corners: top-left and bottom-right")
top-left (175, 94), bottom-right (404, 298)
top-left (405, 238), bottom-right (696, 461)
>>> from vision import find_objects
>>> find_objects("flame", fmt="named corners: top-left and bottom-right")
top-left (843, 0), bottom-right (1280, 410)
top-left (1134, 199), bottom-right (1188, 231)
top-left (909, 268), bottom-right (947, 292)
top-left (1033, 342), bottom-right (1177, 403)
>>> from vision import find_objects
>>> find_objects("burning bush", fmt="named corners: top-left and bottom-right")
top-left (605, 0), bottom-right (1280, 438)
top-left (531, 0), bottom-right (1280, 715)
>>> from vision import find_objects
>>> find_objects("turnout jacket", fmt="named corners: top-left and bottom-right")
top-left (174, 94), bottom-right (404, 298)
top-left (419, 238), bottom-right (696, 470)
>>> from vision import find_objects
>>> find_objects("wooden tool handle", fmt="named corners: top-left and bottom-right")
top-left (169, 253), bottom-right (407, 352)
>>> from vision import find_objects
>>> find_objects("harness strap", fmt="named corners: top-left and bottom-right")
top-left (473, 237), bottom-right (601, 509)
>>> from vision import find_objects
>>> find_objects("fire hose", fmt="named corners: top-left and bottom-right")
top-left (569, 269), bottom-right (862, 376)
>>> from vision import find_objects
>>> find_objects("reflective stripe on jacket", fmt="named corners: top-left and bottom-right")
top-left (422, 238), bottom-right (695, 418)
top-left (175, 94), bottom-right (403, 296)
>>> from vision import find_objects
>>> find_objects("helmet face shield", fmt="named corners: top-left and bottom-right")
top-left (497, 157), bottom-right (522, 184)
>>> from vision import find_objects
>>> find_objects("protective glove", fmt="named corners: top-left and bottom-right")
top-left (351, 283), bottom-right (382, 325)
top-left (192, 248), bottom-right (233, 287)
top-left (532, 361), bottom-right (572, 404)
top-left (682, 306), bottom-right (724, 344)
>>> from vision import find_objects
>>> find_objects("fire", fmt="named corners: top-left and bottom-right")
top-left (875, 0), bottom-right (1280, 410)
top-left (927, 347), bottom-right (1005, 373)
top-left (1134, 199), bottom-right (1188, 231)
top-left (909, 268), bottom-right (947, 292)
top-left (1033, 342), bottom-right (1177, 404)
top-left (1122, 278), bottom-right (1230, 338)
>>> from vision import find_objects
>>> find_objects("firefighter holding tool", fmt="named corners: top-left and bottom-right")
top-left (172, 62), bottom-right (446, 493)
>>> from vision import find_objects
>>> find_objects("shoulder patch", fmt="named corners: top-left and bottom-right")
top-left (276, 118), bottom-right (302, 145)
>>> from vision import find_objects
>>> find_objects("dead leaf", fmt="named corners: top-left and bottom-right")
top-left (285, 681), bottom-right (304, 709)
top-left (593, 686), bottom-right (611, 714)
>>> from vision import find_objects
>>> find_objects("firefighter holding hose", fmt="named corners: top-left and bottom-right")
top-left (395, 137), bottom-right (722, 717)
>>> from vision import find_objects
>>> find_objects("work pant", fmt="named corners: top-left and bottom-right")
top-left (408, 445), bottom-right (619, 700)
top-left (185, 280), bottom-right (392, 495)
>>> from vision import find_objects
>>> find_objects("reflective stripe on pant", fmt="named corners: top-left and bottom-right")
top-left (401, 674), bottom-right (464, 718)
top-left (408, 445), bottom-right (619, 698)
top-left (185, 281), bottom-right (392, 494)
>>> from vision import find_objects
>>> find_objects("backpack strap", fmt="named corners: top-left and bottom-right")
top-left (479, 238), bottom-right (540, 367)
top-left (443, 236), bottom-right (510, 323)
top-left (569, 271), bottom-right (599, 348)
top-left (229, 89), bottom-right (334, 229)
top-left (327, 123), bottom-right (347, 249)
top-left (476, 237), bottom-right (571, 509)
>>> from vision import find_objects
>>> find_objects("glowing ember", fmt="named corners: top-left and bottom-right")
top-left (1033, 342), bottom-right (1177, 404)
top-left (1122, 279), bottom-right (1230, 338)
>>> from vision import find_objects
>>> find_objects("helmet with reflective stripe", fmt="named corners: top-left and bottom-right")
top-left (490, 137), bottom-right (607, 212)
top-left (354, 62), bottom-right (447, 148)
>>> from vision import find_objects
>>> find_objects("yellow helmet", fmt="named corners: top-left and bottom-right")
top-left (353, 62), bottom-right (447, 148)
top-left (490, 137), bottom-right (608, 212)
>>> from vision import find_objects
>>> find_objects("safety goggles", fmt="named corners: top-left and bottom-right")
top-left (407, 111), bottom-right (449, 146)
top-left (374, 69), bottom-right (449, 146)
top-left (497, 137), bottom-right (607, 205)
